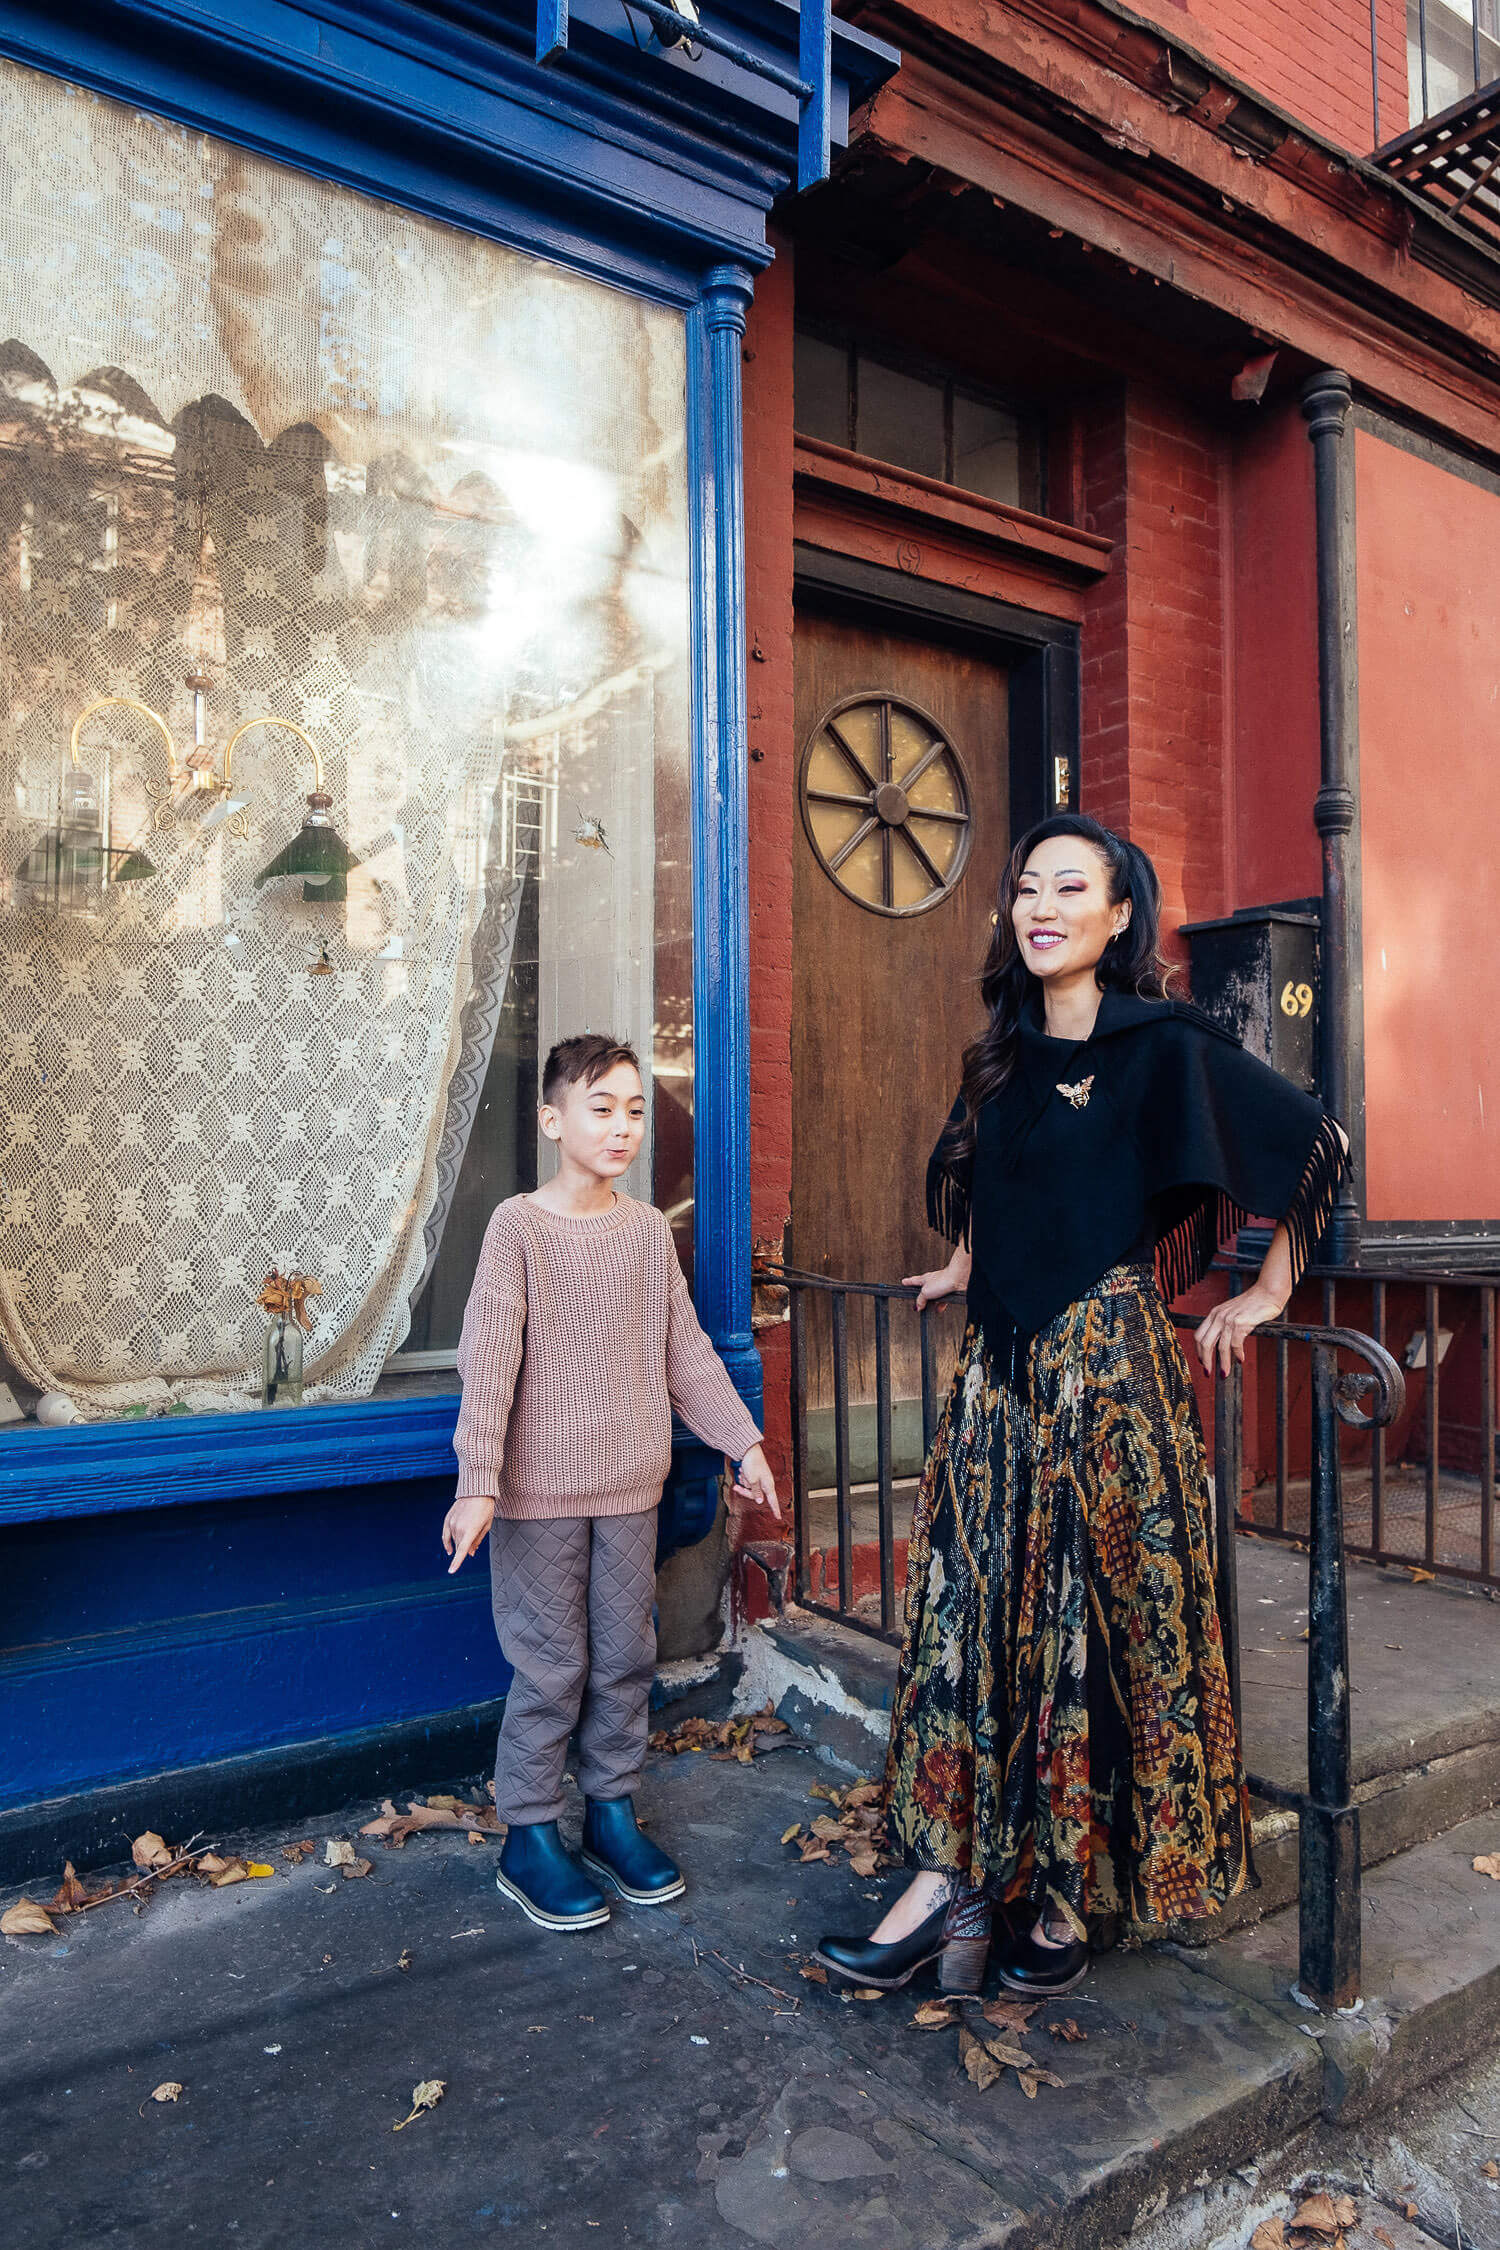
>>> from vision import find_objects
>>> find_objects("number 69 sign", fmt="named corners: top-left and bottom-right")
top-left (1280, 981), bottom-right (1315, 1018)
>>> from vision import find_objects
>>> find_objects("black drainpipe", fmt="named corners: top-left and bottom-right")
top-left (1300, 370), bottom-right (1365, 1267)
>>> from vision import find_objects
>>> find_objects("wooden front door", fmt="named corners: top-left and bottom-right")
top-left (792, 602), bottom-right (1011, 1409)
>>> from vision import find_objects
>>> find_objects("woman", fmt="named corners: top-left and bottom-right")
top-left (815, 814), bottom-right (1348, 2000)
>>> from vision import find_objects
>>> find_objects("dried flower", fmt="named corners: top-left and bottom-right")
top-left (257, 1268), bottom-right (323, 1331)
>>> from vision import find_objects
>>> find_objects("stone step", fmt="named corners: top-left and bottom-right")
top-left (741, 1531), bottom-right (1500, 1935)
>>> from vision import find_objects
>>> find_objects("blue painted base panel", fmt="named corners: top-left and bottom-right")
top-left (0, 1695), bottom-right (511, 1889)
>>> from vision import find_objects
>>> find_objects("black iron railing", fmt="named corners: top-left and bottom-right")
top-left (761, 1261), bottom-right (1405, 2011)
top-left (1227, 1263), bottom-right (1497, 1590)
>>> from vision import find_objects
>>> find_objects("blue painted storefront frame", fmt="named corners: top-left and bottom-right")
top-left (0, 0), bottom-right (896, 1861)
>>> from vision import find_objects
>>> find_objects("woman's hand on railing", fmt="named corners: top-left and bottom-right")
top-left (732, 1441), bottom-right (781, 1520)
top-left (901, 1246), bottom-right (971, 1312)
top-left (1194, 1280), bottom-right (1288, 1377)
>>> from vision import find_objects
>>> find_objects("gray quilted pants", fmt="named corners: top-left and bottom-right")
top-left (489, 1510), bottom-right (659, 1826)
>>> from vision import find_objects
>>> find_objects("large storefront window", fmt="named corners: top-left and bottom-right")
top-left (0, 59), bottom-right (693, 1422)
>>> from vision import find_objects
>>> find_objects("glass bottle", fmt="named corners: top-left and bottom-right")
top-left (261, 1311), bottom-right (305, 1408)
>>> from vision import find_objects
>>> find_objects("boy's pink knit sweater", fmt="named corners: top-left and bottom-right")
top-left (452, 1193), bottom-right (763, 1519)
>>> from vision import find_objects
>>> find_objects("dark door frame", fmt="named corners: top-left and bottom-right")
top-left (791, 543), bottom-right (1082, 841)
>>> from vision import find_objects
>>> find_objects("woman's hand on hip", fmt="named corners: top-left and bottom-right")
top-left (902, 1247), bottom-right (971, 1312)
top-left (1194, 1283), bottom-right (1286, 1377)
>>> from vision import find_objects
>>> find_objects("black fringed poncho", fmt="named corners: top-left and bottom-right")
top-left (926, 985), bottom-right (1348, 1349)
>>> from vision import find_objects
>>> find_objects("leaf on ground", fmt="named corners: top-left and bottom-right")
top-left (49, 1862), bottom-right (92, 1914)
top-left (847, 1851), bottom-right (880, 1879)
top-left (1249, 2222), bottom-right (1286, 2250)
top-left (808, 1783), bottom-right (845, 1805)
top-left (150, 2082), bottom-right (183, 2104)
top-left (392, 2078), bottom-right (446, 2131)
top-left (281, 1839), bottom-right (316, 1865)
top-left (809, 1817), bottom-right (845, 1843)
top-left (209, 1860), bottom-right (250, 1888)
top-left (342, 1856), bottom-right (374, 1880)
top-left (842, 1782), bottom-right (882, 1809)
top-left (983, 2039), bottom-right (1036, 2070)
top-left (982, 1997), bottom-right (1042, 2035)
top-left (1289, 2191), bottom-right (1356, 2236)
top-left (851, 1987), bottom-right (883, 2001)
top-left (1482, 2159), bottom-right (1500, 2180)
top-left (1401, 2203), bottom-right (1419, 2221)
top-left (1409, 1568), bottom-right (1436, 1585)
top-left (911, 1999), bottom-right (957, 2030)
top-left (1372, 2228), bottom-right (1396, 2250)
top-left (798, 1964), bottom-right (827, 1984)
top-left (132, 1831), bottom-right (174, 1871)
top-left (1048, 2018), bottom-right (1088, 2042)
top-left (424, 1795), bottom-right (468, 1813)
top-left (1, 1898), bottom-right (58, 1936)
top-left (958, 2023), bottom-right (1002, 2090)
top-left (779, 1826), bottom-right (802, 1846)
top-left (467, 1832), bottom-right (486, 1845)
top-left (1474, 1854), bottom-right (1500, 1880)
top-left (798, 1845), bottom-right (832, 1865)
top-left (195, 1853), bottom-right (231, 1875)
top-left (324, 1840), bottom-right (358, 1867)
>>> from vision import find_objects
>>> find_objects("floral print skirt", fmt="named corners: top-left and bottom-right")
top-left (883, 1263), bottom-right (1252, 1935)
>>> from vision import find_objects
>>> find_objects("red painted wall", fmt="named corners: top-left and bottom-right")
top-left (1128, 0), bottom-right (1407, 155)
top-left (1079, 383), bottom-right (1230, 940)
top-left (1228, 404), bottom-right (1321, 909)
top-left (1355, 428), bottom-right (1500, 1225)
top-left (742, 230), bottom-right (798, 1536)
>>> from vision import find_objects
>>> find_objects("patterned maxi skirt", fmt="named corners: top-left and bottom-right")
top-left (883, 1263), bottom-right (1252, 1935)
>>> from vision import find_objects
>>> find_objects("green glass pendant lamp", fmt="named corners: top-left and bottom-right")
top-left (225, 717), bottom-right (362, 905)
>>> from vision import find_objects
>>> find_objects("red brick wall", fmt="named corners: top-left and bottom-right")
top-left (1078, 384), bottom-right (1230, 942)
top-left (741, 231), bottom-right (797, 1535)
top-left (1130, 0), bottom-right (1408, 155)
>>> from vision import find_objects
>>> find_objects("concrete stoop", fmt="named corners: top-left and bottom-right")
top-left (713, 1544), bottom-right (1500, 2245)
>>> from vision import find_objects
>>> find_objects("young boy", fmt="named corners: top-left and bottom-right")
top-left (442, 1032), bottom-right (779, 1932)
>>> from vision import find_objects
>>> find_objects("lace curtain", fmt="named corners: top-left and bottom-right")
top-left (0, 57), bottom-right (689, 1416)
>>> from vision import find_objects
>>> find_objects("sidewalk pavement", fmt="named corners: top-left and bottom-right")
top-left (8, 1689), bottom-right (1500, 2250)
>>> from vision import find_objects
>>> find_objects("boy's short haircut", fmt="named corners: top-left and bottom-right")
top-left (541, 1033), bottom-right (642, 1108)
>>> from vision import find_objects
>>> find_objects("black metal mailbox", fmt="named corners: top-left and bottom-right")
top-left (1179, 904), bottom-right (1320, 1094)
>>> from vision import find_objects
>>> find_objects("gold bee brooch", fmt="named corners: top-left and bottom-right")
top-left (1056, 1075), bottom-right (1095, 1109)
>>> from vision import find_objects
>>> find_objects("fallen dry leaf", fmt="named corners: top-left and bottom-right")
top-left (982, 2039), bottom-right (1036, 2070)
top-left (1048, 2018), bottom-right (1087, 2042)
top-left (1372, 2228), bottom-right (1396, 2250)
top-left (851, 1987), bottom-right (883, 2001)
top-left (246, 1863), bottom-right (274, 1880)
top-left (342, 1856), bottom-right (374, 1880)
top-left (1289, 2191), bottom-right (1357, 2236)
top-left (1249, 2222), bottom-right (1286, 2250)
top-left (842, 1782), bottom-right (881, 1808)
top-left (1474, 1854), bottom-right (1500, 1880)
top-left (132, 1831), bottom-right (174, 1872)
top-left (847, 1850), bottom-right (880, 1879)
top-left (798, 1964), bottom-right (827, 1985)
top-left (49, 1863), bottom-right (92, 1914)
top-left (808, 1783), bottom-right (843, 1805)
top-left (959, 2024), bottom-right (1002, 2090)
top-left (209, 1861), bottom-right (250, 1888)
top-left (1409, 1568), bottom-right (1436, 1585)
top-left (324, 1839), bottom-right (357, 1868)
top-left (780, 1825), bottom-right (802, 1846)
top-left (798, 1844), bottom-right (832, 1865)
top-left (467, 1832), bottom-right (486, 1846)
top-left (1483, 2159), bottom-right (1500, 2180)
top-left (1, 1898), bottom-right (58, 1936)
top-left (983, 1997), bottom-right (1042, 2036)
top-left (195, 1853), bottom-right (231, 1875)
top-left (425, 1795), bottom-right (467, 1813)
top-left (809, 1817), bottom-right (845, 1843)
top-left (282, 1839), bottom-right (316, 1865)
top-left (151, 2082), bottom-right (183, 2104)
top-left (392, 2078), bottom-right (445, 2131)
top-left (911, 1999), bottom-right (957, 2030)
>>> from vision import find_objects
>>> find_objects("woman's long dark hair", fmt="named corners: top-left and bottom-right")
top-left (939, 813), bottom-right (1174, 1173)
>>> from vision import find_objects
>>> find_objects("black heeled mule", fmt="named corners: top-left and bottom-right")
top-left (812, 1902), bottom-right (989, 1995)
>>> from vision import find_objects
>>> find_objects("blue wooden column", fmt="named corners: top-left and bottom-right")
top-left (690, 261), bottom-right (761, 1429)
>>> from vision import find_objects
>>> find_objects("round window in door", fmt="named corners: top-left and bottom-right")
top-left (798, 692), bottom-right (974, 918)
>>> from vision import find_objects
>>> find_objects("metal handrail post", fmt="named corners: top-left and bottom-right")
top-left (1300, 1340), bottom-right (1361, 2010)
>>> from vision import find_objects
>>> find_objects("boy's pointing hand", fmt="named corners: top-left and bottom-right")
top-left (731, 1442), bottom-right (781, 1522)
top-left (443, 1493), bottom-right (496, 1573)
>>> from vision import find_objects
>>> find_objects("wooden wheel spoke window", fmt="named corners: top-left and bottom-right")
top-left (800, 692), bottom-right (973, 916)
